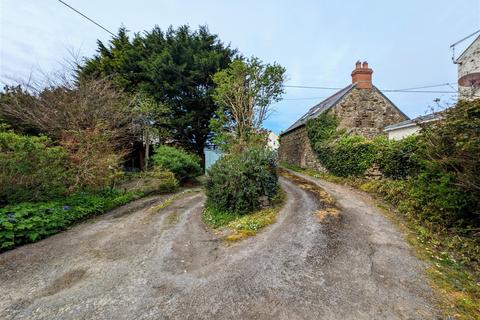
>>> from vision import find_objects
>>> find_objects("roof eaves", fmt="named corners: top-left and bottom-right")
top-left (281, 84), bottom-right (355, 136)
top-left (456, 34), bottom-right (480, 63)
top-left (384, 113), bottom-right (442, 131)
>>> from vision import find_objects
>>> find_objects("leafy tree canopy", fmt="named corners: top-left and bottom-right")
top-left (78, 25), bottom-right (236, 154)
top-left (210, 57), bottom-right (285, 151)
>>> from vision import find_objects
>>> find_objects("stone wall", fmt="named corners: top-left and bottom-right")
top-left (329, 87), bottom-right (407, 139)
top-left (278, 86), bottom-right (408, 172)
top-left (278, 126), bottom-right (325, 171)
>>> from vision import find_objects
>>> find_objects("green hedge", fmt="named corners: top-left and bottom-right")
top-left (307, 114), bottom-right (376, 177)
top-left (319, 135), bottom-right (376, 177)
top-left (152, 145), bottom-right (202, 182)
top-left (0, 131), bottom-right (71, 204)
top-left (0, 189), bottom-right (141, 251)
top-left (206, 147), bottom-right (278, 214)
top-left (375, 135), bottom-right (422, 179)
top-left (304, 104), bottom-right (479, 228)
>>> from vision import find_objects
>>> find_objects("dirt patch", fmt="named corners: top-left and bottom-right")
top-left (43, 269), bottom-right (87, 297)
top-left (279, 168), bottom-right (340, 224)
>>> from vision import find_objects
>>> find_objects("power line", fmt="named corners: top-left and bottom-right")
top-left (284, 83), bottom-right (457, 94)
top-left (285, 85), bottom-right (343, 90)
top-left (392, 82), bottom-right (456, 91)
top-left (382, 89), bottom-right (456, 93)
top-left (56, 0), bottom-right (116, 37)
top-left (283, 96), bottom-right (327, 101)
top-left (450, 29), bottom-right (480, 48)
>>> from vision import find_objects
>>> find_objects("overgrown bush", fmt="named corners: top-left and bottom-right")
top-left (306, 113), bottom-right (339, 147)
top-left (120, 168), bottom-right (178, 195)
top-left (0, 78), bottom-right (133, 144)
top-left (375, 135), bottom-right (422, 179)
top-left (304, 106), bottom-right (479, 227)
top-left (151, 145), bottom-right (202, 182)
top-left (0, 189), bottom-right (141, 251)
top-left (420, 100), bottom-right (480, 222)
top-left (205, 147), bottom-right (278, 214)
top-left (307, 114), bottom-right (376, 177)
top-left (320, 135), bottom-right (376, 177)
top-left (0, 131), bottom-right (71, 204)
top-left (61, 126), bottom-right (124, 191)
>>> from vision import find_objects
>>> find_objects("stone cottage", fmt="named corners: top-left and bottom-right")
top-left (278, 61), bottom-right (408, 169)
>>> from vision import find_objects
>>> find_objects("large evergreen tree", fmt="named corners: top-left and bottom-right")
top-left (79, 25), bottom-right (236, 155)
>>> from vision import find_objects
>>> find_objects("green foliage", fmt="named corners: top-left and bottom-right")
top-left (202, 206), bottom-right (240, 228)
top-left (320, 135), bottom-right (377, 177)
top-left (0, 131), bottom-right (71, 204)
top-left (79, 25), bottom-right (235, 155)
top-left (420, 100), bottom-right (480, 221)
top-left (211, 57), bottom-right (286, 148)
top-left (121, 168), bottom-right (179, 195)
top-left (306, 115), bottom-right (376, 177)
top-left (306, 113), bottom-right (339, 147)
top-left (375, 135), bottom-right (422, 179)
top-left (61, 126), bottom-right (123, 191)
top-left (0, 189), bottom-right (141, 251)
top-left (304, 103), bottom-right (479, 227)
top-left (151, 145), bottom-right (202, 182)
top-left (203, 187), bottom-right (284, 243)
top-left (205, 147), bottom-right (278, 215)
top-left (408, 169), bottom-right (469, 225)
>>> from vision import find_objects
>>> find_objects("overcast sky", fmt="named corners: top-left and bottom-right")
top-left (1, 0), bottom-right (479, 133)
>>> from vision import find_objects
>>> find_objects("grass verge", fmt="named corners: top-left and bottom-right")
top-left (203, 188), bottom-right (286, 242)
top-left (148, 189), bottom-right (198, 214)
top-left (280, 162), bottom-right (480, 319)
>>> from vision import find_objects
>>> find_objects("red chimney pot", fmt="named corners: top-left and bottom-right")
top-left (351, 60), bottom-right (373, 89)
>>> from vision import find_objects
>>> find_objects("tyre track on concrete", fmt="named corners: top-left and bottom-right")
top-left (0, 176), bottom-right (439, 319)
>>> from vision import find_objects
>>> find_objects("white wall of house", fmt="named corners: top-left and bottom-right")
top-left (386, 125), bottom-right (420, 140)
top-left (457, 36), bottom-right (480, 100)
top-left (267, 132), bottom-right (279, 150)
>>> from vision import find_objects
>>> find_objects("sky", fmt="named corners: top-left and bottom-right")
top-left (1, 0), bottom-right (479, 134)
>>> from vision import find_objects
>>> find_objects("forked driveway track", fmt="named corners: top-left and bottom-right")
top-left (0, 171), bottom-right (439, 319)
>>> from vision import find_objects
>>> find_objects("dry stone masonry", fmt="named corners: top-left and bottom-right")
top-left (278, 61), bottom-right (408, 169)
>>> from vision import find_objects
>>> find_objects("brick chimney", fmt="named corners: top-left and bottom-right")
top-left (351, 61), bottom-right (373, 89)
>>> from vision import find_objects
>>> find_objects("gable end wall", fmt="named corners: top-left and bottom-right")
top-left (278, 126), bottom-right (325, 171)
top-left (328, 87), bottom-right (407, 139)
top-left (278, 87), bottom-right (407, 170)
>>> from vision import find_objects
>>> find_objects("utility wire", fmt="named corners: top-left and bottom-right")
top-left (285, 85), bottom-right (343, 90)
top-left (56, 0), bottom-right (116, 37)
top-left (392, 82), bottom-right (456, 91)
top-left (284, 83), bottom-right (457, 94)
top-left (383, 89), bottom-right (456, 93)
top-left (283, 96), bottom-right (327, 101)
top-left (450, 29), bottom-right (480, 48)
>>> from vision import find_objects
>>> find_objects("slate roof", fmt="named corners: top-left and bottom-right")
top-left (384, 113), bottom-right (441, 131)
top-left (282, 84), bottom-right (355, 135)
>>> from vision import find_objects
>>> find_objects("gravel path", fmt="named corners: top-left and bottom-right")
top-left (0, 173), bottom-right (439, 319)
